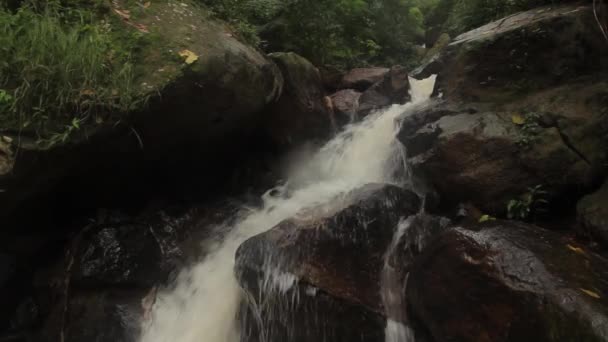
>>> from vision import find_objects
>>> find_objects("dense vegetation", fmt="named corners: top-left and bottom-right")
top-left (204, 0), bottom-right (570, 68)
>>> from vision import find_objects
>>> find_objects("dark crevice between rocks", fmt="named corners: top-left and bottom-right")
top-left (555, 123), bottom-right (592, 166)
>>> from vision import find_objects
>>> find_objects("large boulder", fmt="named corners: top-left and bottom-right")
top-left (340, 67), bottom-right (390, 91)
top-left (398, 91), bottom-right (607, 214)
top-left (399, 4), bottom-right (608, 215)
top-left (264, 52), bottom-right (333, 149)
top-left (578, 179), bottom-right (608, 245)
top-left (0, 1), bottom-right (284, 225)
top-left (3, 206), bottom-right (237, 342)
top-left (235, 183), bottom-right (422, 342)
top-left (408, 221), bottom-right (608, 342)
top-left (414, 5), bottom-right (608, 102)
top-left (358, 66), bottom-right (410, 117)
top-left (329, 89), bottom-right (361, 126)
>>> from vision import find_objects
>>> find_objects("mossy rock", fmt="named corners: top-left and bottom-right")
top-left (0, 0), bottom-right (284, 223)
top-left (264, 52), bottom-right (332, 148)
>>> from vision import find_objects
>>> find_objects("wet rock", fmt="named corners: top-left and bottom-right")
top-left (408, 221), bottom-right (608, 342)
top-left (414, 5), bottom-right (608, 102)
top-left (398, 79), bottom-right (608, 215)
top-left (265, 52), bottom-right (333, 149)
top-left (319, 67), bottom-right (345, 92)
top-left (329, 89), bottom-right (361, 126)
top-left (578, 180), bottom-right (608, 245)
top-left (358, 66), bottom-right (410, 117)
top-left (39, 289), bottom-right (146, 342)
top-left (341, 67), bottom-right (389, 91)
top-left (71, 223), bottom-right (176, 287)
top-left (235, 183), bottom-right (421, 342)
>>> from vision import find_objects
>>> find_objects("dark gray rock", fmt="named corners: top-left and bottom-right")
top-left (341, 67), bottom-right (389, 91)
top-left (358, 66), bottom-right (410, 117)
top-left (265, 52), bottom-right (333, 149)
top-left (408, 221), bottom-right (608, 342)
top-left (578, 180), bottom-right (608, 245)
top-left (413, 5), bottom-right (608, 102)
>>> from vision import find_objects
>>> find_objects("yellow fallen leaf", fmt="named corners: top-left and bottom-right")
top-left (143, 1), bottom-right (151, 8)
top-left (80, 89), bottom-right (95, 96)
top-left (114, 8), bottom-right (131, 19)
top-left (580, 288), bottom-right (601, 299)
top-left (511, 114), bottom-right (525, 125)
top-left (179, 49), bottom-right (199, 64)
top-left (567, 244), bottom-right (586, 255)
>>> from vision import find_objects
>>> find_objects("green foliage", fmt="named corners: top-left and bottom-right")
top-left (426, 0), bottom-right (565, 37)
top-left (201, 0), bottom-right (432, 68)
top-left (516, 111), bottom-right (542, 149)
top-left (507, 185), bottom-right (549, 220)
top-left (479, 214), bottom-right (496, 223)
top-left (0, 2), bottom-right (146, 145)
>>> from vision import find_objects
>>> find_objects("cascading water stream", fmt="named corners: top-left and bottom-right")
top-left (381, 218), bottom-right (415, 342)
top-left (139, 75), bottom-right (437, 342)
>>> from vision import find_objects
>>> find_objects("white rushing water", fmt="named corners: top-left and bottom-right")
top-left (139, 75), bottom-right (437, 342)
top-left (381, 218), bottom-right (415, 342)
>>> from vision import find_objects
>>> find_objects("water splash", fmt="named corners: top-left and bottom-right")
top-left (138, 75), bottom-right (436, 342)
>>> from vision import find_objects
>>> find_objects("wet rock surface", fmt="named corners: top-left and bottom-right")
top-left (358, 66), bottom-right (411, 117)
top-left (340, 67), bottom-right (390, 91)
top-left (0, 202), bottom-right (251, 342)
top-left (399, 4), bottom-right (608, 215)
top-left (265, 52), bottom-right (333, 149)
top-left (408, 221), bottom-right (608, 342)
top-left (398, 95), bottom-right (607, 213)
top-left (329, 89), bottom-right (362, 126)
top-left (414, 5), bottom-right (608, 102)
top-left (235, 183), bottom-right (421, 342)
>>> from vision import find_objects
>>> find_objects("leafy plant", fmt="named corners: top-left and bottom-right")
top-left (507, 185), bottom-right (549, 220)
top-left (0, 89), bottom-right (14, 114)
top-left (515, 111), bottom-right (542, 149)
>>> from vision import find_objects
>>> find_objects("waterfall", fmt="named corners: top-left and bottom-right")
top-left (138, 75), bottom-right (437, 342)
top-left (381, 218), bottom-right (415, 342)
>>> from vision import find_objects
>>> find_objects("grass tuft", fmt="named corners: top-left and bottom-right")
top-left (0, 2), bottom-right (147, 146)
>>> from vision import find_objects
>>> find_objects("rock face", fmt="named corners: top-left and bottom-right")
top-left (341, 67), bottom-right (389, 91)
top-left (414, 5), bottom-right (608, 102)
top-left (578, 180), bottom-right (608, 245)
top-left (399, 4), bottom-right (608, 215)
top-left (235, 183), bottom-right (421, 342)
top-left (264, 52), bottom-right (333, 148)
top-left (0, 1), bottom-right (284, 226)
top-left (408, 221), bottom-right (608, 342)
top-left (358, 66), bottom-right (411, 117)
top-left (329, 89), bottom-right (362, 126)
top-left (0, 206), bottom-right (237, 342)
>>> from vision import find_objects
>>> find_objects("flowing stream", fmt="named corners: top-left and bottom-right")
top-left (139, 75), bottom-right (437, 342)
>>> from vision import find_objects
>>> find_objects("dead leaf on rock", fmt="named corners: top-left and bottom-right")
top-left (580, 288), bottom-right (601, 299)
top-left (179, 49), bottom-right (199, 64)
top-left (80, 89), bottom-right (96, 96)
top-left (511, 113), bottom-right (525, 125)
top-left (114, 8), bottom-right (131, 19)
top-left (567, 244), bottom-right (586, 256)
